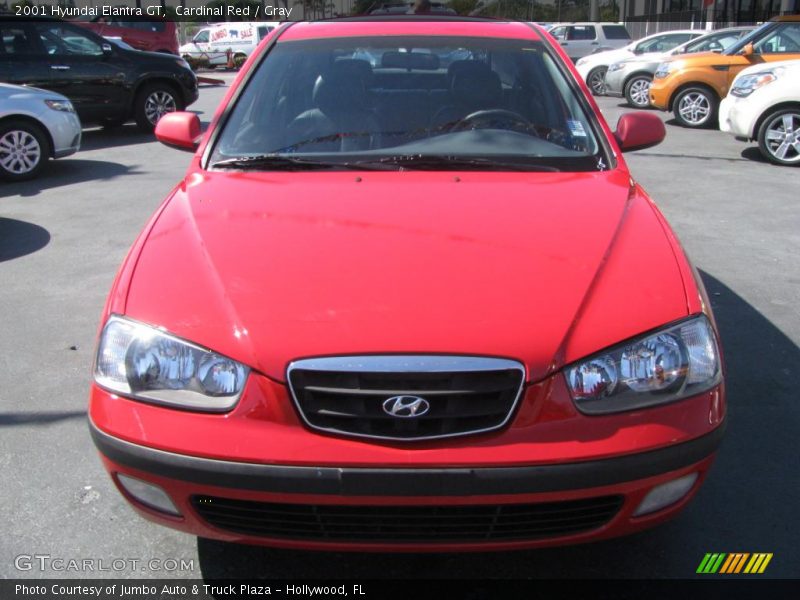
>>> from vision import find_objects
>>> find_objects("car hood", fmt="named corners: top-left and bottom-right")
top-left (666, 51), bottom-right (736, 67)
top-left (123, 170), bottom-right (688, 383)
top-left (583, 47), bottom-right (633, 65)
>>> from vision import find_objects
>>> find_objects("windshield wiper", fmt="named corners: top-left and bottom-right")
top-left (356, 154), bottom-right (560, 172)
top-left (210, 155), bottom-right (393, 171)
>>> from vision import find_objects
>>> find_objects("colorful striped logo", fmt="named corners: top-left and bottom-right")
top-left (697, 553), bottom-right (773, 574)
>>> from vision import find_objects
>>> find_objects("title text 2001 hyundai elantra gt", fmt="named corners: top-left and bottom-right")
top-left (89, 19), bottom-right (725, 552)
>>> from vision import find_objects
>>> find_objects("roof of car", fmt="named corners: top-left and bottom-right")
top-left (277, 19), bottom-right (542, 42)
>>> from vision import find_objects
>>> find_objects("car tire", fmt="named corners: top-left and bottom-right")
top-left (0, 120), bottom-right (50, 182)
top-left (586, 67), bottom-right (607, 96)
top-left (134, 83), bottom-right (183, 132)
top-left (624, 75), bottom-right (653, 109)
top-left (757, 107), bottom-right (800, 166)
top-left (673, 86), bottom-right (717, 128)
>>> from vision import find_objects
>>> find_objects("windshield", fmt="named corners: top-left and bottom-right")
top-left (209, 36), bottom-right (605, 172)
top-left (724, 22), bottom-right (773, 55)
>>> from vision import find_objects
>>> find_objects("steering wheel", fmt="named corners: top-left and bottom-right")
top-left (451, 109), bottom-right (537, 135)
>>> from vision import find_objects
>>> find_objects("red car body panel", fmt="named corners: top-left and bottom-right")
top-left (75, 20), bottom-right (179, 54)
top-left (120, 171), bottom-right (686, 384)
top-left (89, 20), bottom-right (726, 552)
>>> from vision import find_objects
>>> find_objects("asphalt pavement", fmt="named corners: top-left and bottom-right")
top-left (1, 73), bottom-right (799, 580)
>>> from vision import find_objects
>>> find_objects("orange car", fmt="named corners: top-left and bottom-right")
top-left (649, 16), bottom-right (800, 128)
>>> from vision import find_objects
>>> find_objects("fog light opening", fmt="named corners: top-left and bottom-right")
top-left (116, 473), bottom-right (182, 517)
top-left (633, 473), bottom-right (698, 517)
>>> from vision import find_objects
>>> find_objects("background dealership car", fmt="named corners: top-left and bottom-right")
top-left (719, 59), bottom-right (800, 166)
top-left (74, 16), bottom-right (179, 55)
top-left (179, 22), bottom-right (281, 67)
top-left (548, 22), bottom-right (631, 62)
top-left (649, 16), bottom-right (800, 128)
top-left (89, 20), bottom-right (725, 553)
top-left (0, 83), bottom-right (80, 181)
top-left (0, 18), bottom-right (198, 131)
top-left (605, 27), bottom-right (754, 108)
top-left (576, 28), bottom-right (702, 96)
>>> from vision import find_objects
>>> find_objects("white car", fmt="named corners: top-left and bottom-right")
top-left (0, 83), bottom-right (81, 181)
top-left (719, 59), bottom-right (800, 166)
top-left (576, 29), bottom-right (703, 96)
top-left (180, 22), bottom-right (281, 67)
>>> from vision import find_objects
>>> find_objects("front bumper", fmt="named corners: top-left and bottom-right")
top-left (604, 68), bottom-right (626, 97)
top-left (89, 372), bottom-right (726, 551)
top-left (649, 77), bottom-right (673, 110)
top-left (718, 95), bottom-right (759, 139)
top-left (49, 111), bottom-right (82, 158)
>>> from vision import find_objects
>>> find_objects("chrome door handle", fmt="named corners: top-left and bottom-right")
top-left (50, 65), bottom-right (71, 70)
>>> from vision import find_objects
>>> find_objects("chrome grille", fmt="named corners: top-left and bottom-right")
top-left (287, 356), bottom-right (525, 441)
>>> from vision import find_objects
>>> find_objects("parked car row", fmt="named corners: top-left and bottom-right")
top-left (574, 16), bottom-right (800, 166)
top-left (0, 17), bottom-right (199, 180)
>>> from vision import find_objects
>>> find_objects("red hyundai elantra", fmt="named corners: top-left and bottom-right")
top-left (89, 18), bottom-right (725, 552)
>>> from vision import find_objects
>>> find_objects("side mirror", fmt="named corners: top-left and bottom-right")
top-left (101, 43), bottom-right (113, 55)
top-left (614, 112), bottom-right (665, 152)
top-left (155, 112), bottom-right (202, 151)
top-left (741, 42), bottom-right (755, 57)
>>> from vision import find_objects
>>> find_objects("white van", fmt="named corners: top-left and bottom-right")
top-left (180, 22), bottom-right (282, 67)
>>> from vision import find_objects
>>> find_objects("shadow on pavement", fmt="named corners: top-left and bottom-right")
top-left (1, 159), bottom-right (140, 198)
top-left (740, 146), bottom-right (769, 164)
top-left (0, 218), bottom-right (50, 262)
top-left (196, 271), bottom-right (798, 579)
top-left (0, 411), bottom-right (86, 426)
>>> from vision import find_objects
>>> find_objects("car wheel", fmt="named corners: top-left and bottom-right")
top-left (134, 83), bottom-right (183, 132)
top-left (757, 108), bottom-right (800, 166)
top-left (586, 67), bottom-right (607, 96)
top-left (673, 86), bottom-right (717, 128)
top-left (624, 75), bottom-right (653, 109)
top-left (0, 120), bottom-right (50, 182)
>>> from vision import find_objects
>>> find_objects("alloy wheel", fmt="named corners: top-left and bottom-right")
top-left (0, 130), bottom-right (42, 176)
top-left (628, 78), bottom-right (651, 108)
top-left (588, 68), bottom-right (607, 96)
top-left (677, 91), bottom-right (711, 126)
top-left (762, 112), bottom-right (800, 164)
top-left (144, 90), bottom-right (177, 125)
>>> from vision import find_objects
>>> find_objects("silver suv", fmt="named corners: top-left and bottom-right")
top-left (548, 22), bottom-right (631, 61)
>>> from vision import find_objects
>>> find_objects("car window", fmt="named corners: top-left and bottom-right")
top-left (0, 26), bottom-right (37, 55)
top-left (258, 26), bottom-right (274, 41)
top-left (754, 23), bottom-right (800, 54)
top-left (210, 36), bottom-right (604, 172)
top-left (636, 32), bottom-right (694, 53)
top-left (37, 23), bottom-right (103, 56)
top-left (194, 30), bottom-right (210, 44)
top-left (549, 27), bottom-right (566, 40)
top-left (601, 25), bottom-right (631, 41)
top-left (568, 26), bottom-right (597, 41)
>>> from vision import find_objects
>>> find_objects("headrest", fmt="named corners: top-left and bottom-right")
top-left (312, 62), bottom-right (370, 115)
top-left (450, 63), bottom-right (502, 110)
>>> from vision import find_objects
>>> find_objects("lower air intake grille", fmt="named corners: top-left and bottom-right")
top-left (192, 495), bottom-right (623, 543)
top-left (287, 355), bottom-right (525, 441)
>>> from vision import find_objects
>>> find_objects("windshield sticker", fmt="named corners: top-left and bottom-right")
top-left (567, 120), bottom-right (587, 137)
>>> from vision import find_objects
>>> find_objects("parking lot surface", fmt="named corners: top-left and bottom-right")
top-left (1, 73), bottom-right (799, 579)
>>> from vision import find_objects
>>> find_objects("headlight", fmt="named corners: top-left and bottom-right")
top-left (44, 99), bottom-right (75, 113)
top-left (94, 315), bottom-right (249, 412)
top-left (608, 62), bottom-right (625, 72)
top-left (565, 315), bottom-right (721, 414)
top-left (730, 68), bottom-right (782, 98)
top-left (654, 61), bottom-right (679, 79)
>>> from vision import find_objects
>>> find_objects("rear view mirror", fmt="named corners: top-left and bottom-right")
top-left (155, 112), bottom-right (202, 151)
top-left (614, 112), bottom-right (665, 152)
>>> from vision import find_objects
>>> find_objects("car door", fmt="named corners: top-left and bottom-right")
top-left (0, 23), bottom-right (50, 90)
top-left (34, 22), bottom-right (129, 121)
